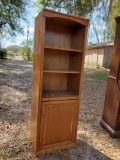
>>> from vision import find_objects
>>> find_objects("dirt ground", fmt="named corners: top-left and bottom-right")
top-left (0, 59), bottom-right (120, 160)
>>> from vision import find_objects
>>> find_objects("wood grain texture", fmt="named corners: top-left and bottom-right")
top-left (39, 100), bottom-right (78, 150)
top-left (102, 78), bottom-right (119, 129)
top-left (67, 74), bottom-right (80, 94)
top-left (30, 8), bottom-right (89, 155)
top-left (100, 16), bottom-right (120, 138)
top-left (44, 48), bottom-right (82, 72)
top-left (44, 49), bottom-right (69, 70)
top-left (44, 46), bottom-right (82, 52)
top-left (71, 26), bottom-right (85, 50)
top-left (43, 73), bottom-right (68, 90)
top-left (117, 114), bottom-right (120, 122)
top-left (69, 52), bottom-right (82, 71)
top-left (43, 70), bottom-right (80, 74)
top-left (43, 8), bottom-right (89, 26)
top-left (42, 90), bottom-right (78, 101)
top-left (45, 24), bottom-right (72, 49)
top-left (30, 12), bottom-right (45, 154)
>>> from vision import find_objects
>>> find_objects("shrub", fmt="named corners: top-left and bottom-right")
top-left (21, 47), bottom-right (33, 60)
top-left (0, 48), bottom-right (7, 59)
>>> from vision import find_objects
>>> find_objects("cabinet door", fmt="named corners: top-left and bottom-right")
top-left (39, 100), bottom-right (78, 150)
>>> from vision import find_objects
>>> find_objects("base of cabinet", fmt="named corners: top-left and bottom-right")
top-left (36, 143), bottom-right (76, 156)
top-left (100, 120), bottom-right (120, 138)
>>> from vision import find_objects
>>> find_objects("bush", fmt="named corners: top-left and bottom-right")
top-left (0, 48), bottom-right (7, 59)
top-left (21, 47), bottom-right (33, 60)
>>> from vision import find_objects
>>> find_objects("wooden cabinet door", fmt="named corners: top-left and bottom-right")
top-left (39, 100), bottom-right (78, 151)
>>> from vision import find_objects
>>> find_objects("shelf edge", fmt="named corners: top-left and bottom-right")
top-left (44, 46), bottom-right (82, 53)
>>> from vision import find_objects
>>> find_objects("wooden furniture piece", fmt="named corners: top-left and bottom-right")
top-left (100, 16), bottom-right (120, 138)
top-left (30, 9), bottom-right (89, 155)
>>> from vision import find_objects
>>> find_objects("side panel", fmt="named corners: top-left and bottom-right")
top-left (39, 100), bottom-right (78, 151)
top-left (102, 19), bottom-right (120, 130)
top-left (30, 12), bottom-right (45, 154)
top-left (100, 16), bottom-right (120, 138)
top-left (102, 78), bottom-right (119, 129)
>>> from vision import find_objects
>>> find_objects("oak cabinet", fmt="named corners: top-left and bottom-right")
top-left (39, 100), bottom-right (78, 151)
top-left (30, 8), bottom-right (89, 155)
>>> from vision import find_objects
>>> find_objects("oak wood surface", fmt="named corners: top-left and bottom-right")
top-left (43, 70), bottom-right (80, 74)
top-left (43, 73), bottom-right (68, 90)
top-left (44, 48), bottom-right (82, 72)
top-left (42, 90), bottom-right (78, 101)
top-left (45, 24), bottom-right (72, 49)
top-left (39, 100), bottom-right (78, 150)
top-left (30, 12), bottom-right (45, 153)
top-left (43, 8), bottom-right (89, 26)
top-left (30, 8), bottom-right (89, 155)
top-left (117, 114), bottom-right (120, 122)
top-left (44, 46), bottom-right (82, 53)
top-left (44, 49), bottom-right (69, 71)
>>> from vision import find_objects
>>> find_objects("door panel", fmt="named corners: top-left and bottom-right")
top-left (39, 100), bottom-right (78, 150)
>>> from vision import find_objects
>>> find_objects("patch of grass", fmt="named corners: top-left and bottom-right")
top-left (84, 63), bottom-right (97, 68)
top-left (22, 55), bottom-right (33, 61)
top-left (89, 72), bottom-right (108, 81)
top-left (84, 63), bottom-right (104, 69)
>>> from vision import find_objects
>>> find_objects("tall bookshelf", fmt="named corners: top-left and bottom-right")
top-left (30, 9), bottom-right (89, 155)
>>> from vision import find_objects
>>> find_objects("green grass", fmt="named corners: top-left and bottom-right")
top-left (84, 63), bottom-right (108, 81)
top-left (84, 63), bottom-right (104, 69)
top-left (22, 55), bottom-right (33, 61)
top-left (86, 72), bottom-right (108, 81)
top-left (84, 63), bottom-right (97, 68)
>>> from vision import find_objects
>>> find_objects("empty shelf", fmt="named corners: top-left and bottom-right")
top-left (44, 46), bottom-right (82, 53)
top-left (42, 90), bottom-right (78, 101)
top-left (43, 70), bottom-right (80, 74)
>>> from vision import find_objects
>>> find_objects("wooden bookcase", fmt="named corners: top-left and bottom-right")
top-left (30, 9), bottom-right (89, 155)
top-left (100, 16), bottom-right (120, 138)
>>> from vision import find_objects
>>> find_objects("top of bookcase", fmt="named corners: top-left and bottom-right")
top-left (36, 8), bottom-right (89, 26)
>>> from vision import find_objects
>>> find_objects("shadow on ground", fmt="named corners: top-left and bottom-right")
top-left (38, 140), bottom-right (111, 160)
top-left (0, 59), bottom-right (119, 159)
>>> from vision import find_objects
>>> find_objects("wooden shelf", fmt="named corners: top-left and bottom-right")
top-left (42, 90), bottom-right (78, 101)
top-left (31, 8), bottom-right (89, 155)
top-left (44, 46), bottom-right (82, 53)
top-left (43, 69), bottom-right (80, 74)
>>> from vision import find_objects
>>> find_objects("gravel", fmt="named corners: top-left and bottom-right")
top-left (0, 59), bottom-right (120, 160)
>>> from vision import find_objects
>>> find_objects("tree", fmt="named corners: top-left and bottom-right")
top-left (0, 0), bottom-right (29, 36)
top-left (89, 0), bottom-right (120, 42)
top-left (21, 39), bottom-right (34, 60)
top-left (32, 0), bottom-right (100, 17)
top-left (108, 0), bottom-right (120, 40)
top-left (33, 0), bottom-right (113, 44)
top-left (0, 48), bottom-right (7, 59)
top-left (7, 45), bottom-right (21, 53)
top-left (88, 0), bottom-right (112, 43)
top-left (32, 0), bottom-right (112, 17)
